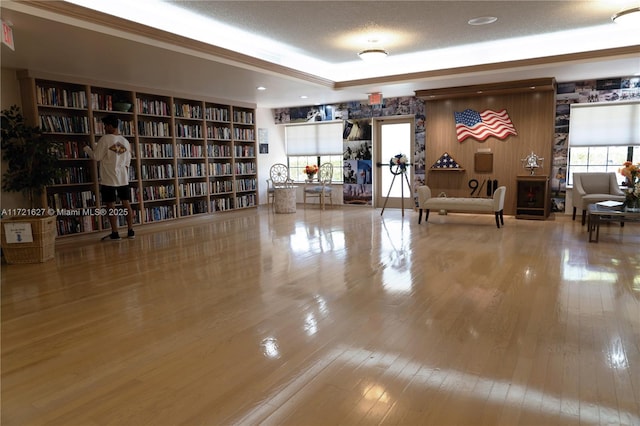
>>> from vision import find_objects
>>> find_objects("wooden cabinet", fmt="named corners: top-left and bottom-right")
top-left (516, 175), bottom-right (550, 220)
top-left (17, 70), bottom-right (257, 238)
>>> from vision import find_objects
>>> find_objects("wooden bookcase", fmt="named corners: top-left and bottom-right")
top-left (17, 70), bottom-right (257, 238)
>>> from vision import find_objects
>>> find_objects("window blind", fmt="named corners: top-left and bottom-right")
top-left (285, 121), bottom-right (343, 155)
top-left (568, 101), bottom-right (640, 147)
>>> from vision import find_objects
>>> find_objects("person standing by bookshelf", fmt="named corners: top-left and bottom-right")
top-left (84, 115), bottom-right (134, 240)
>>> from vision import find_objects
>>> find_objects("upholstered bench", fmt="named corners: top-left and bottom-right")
top-left (417, 185), bottom-right (507, 228)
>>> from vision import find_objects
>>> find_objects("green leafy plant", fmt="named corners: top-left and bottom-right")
top-left (1, 105), bottom-right (62, 209)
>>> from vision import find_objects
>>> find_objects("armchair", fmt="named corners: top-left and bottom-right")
top-left (266, 163), bottom-right (293, 208)
top-left (572, 172), bottom-right (625, 225)
top-left (304, 163), bottom-right (334, 209)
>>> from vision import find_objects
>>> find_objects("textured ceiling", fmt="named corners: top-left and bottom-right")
top-left (1, 1), bottom-right (639, 108)
top-left (171, 0), bottom-right (626, 62)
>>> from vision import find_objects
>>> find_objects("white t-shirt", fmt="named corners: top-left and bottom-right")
top-left (87, 134), bottom-right (131, 187)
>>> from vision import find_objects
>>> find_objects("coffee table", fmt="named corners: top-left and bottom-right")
top-left (587, 203), bottom-right (640, 243)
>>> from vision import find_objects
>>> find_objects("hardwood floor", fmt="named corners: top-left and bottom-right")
top-left (2, 206), bottom-right (639, 425)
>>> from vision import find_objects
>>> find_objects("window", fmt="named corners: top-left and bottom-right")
top-left (567, 146), bottom-right (638, 185)
top-left (288, 155), bottom-right (343, 183)
top-left (285, 121), bottom-right (343, 182)
top-left (566, 101), bottom-right (639, 185)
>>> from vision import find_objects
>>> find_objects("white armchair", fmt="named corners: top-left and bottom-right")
top-left (572, 172), bottom-right (625, 225)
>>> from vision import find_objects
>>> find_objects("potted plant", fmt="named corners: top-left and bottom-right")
top-left (1, 105), bottom-right (61, 263)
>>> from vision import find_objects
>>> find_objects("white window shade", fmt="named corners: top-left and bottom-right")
top-left (569, 101), bottom-right (640, 146)
top-left (285, 122), bottom-right (343, 155)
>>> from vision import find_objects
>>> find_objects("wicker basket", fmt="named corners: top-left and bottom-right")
top-left (1, 215), bottom-right (57, 264)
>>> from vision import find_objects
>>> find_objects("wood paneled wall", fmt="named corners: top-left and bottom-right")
top-left (417, 79), bottom-right (556, 215)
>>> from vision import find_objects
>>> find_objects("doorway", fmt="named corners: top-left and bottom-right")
top-left (374, 117), bottom-right (414, 209)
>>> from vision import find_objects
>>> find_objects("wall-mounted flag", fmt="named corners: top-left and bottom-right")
top-left (431, 152), bottom-right (462, 169)
top-left (454, 109), bottom-right (517, 142)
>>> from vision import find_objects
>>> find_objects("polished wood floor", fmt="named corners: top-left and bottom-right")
top-left (2, 206), bottom-right (639, 426)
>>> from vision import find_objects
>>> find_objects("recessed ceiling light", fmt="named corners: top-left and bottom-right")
top-left (468, 16), bottom-right (498, 26)
top-left (256, 86), bottom-right (266, 91)
top-left (300, 95), bottom-right (308, 99)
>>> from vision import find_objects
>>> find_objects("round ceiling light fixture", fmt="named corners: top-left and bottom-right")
top-left (612, 7), bottom-right (640, 25)
top-left (468, 16), bottom-right (498, 25)
top-left (358, 48), bottom-right (389, 62)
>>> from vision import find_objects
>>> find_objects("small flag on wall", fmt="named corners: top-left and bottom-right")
top-left (454, 109), bottom-right (517, 142)
top-left (430, 152), bottom-right (462, 169)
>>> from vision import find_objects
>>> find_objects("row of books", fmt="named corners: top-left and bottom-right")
top-left (37, 85), bottom-right (88, 108)
top-left (55, 141), bottom-right (91, 159)
top-left (40, 114), bottom-right (89, 134)
top-left (177, 163), bottom-right (205, 178)
top-left (56, 215), bottom-right (98, 236)
top-left (36, 88), bottom-right (250, 123)
top-left (233, 110), bottom-right (254, 124)
top-left (205, 107), bottom-right (229, 122)
top-left (141, 164), bottom-right (174, 180)
top-left (209, 162), bottom-right (233, 176)
top-left (140, 142), bottom-right (174, 158)
top-left (235, 193), bottom-right (257, 208)
top-left (143, 184), bottom-right (176, 201)
top-left (208, 144), bottom-right (232, 157)
top-left (207, 126), bottom-right (232, 140)
top-left (144, 205), bottom-right (176, 222)
top-left (180, 201), bottom-right (208, 216)
top-left (235, 178), bottom-right (257, 192)
top-left (212, 197), bottom-right (234, 211)
top-left (138, 120), bottom-right (171, 137)
top-left (234, 145), bottom-right (255, 157)
top-left (136, 98), bottom-right (170, 116)
top-left (233, 128), bottom-right (255, 141)
top-left (48, 190), bottom-right (96, 210)
top-left (210, 180), bottom-right (233, 194)
top-left (90, 94), bottom-right (117, 111)
top-left (129, 187), bottom-right (140, 203)
top-left (177, 144), bottom-right (204, 158)
top-left (179, 182), bottom-right (208, 198)
top-left (235, 162), bottom-right (256, 175)
top-left (174, 103), bottom-right (203, 119)
top-left (53, 167), bottom-right (92, 185)
top-left (175, 123), bottom-right (203, 139)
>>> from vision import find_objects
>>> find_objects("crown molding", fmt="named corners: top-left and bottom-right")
top-left (11, 0), bottom-right (335, 89)
top-left (335, 45), bottom-right (640, 90)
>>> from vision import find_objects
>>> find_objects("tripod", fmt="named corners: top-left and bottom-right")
top-left (381, 165), bottom-right (412, 216)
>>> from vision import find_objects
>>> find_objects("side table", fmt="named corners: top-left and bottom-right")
top-left (274, 186), bottom-right (297, 213)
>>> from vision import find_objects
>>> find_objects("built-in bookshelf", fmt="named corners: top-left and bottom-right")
top-left (17, 70), bottom-right (258, 238)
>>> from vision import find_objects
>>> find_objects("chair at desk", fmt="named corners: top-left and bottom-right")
top-left (266, 163), bottom-right (293, 208)
top-left (304, 163), bottom-right (334, 210)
